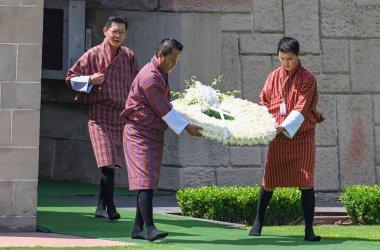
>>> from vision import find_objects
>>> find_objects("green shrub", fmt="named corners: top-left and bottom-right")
top-left (340, 185), bottom-right (380, 225)
top-left (176, 186), bottom-right (303, 226)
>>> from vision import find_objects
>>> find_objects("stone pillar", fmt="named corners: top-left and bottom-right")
top-left (0, 0), bottom-right (43, 231)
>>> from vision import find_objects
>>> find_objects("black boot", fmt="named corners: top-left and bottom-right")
top-left (94, 168), bottom-right (108, 219)
top-left (301, 188), bottom-right (321, 241)
top-left (138, 189), bottom-right (168, 241)
top-left (249, 187), bottom-right (273, 236)
top-left (131, 193), bottom-right (147, 240)
top-left (102, 167), bottom-right (120, 220)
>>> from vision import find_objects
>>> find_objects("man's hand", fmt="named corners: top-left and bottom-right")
top-left (185, 124), bottom-right (203, 136)
top-left (276, 125), bottom-right (285, 135)
top-left (90, 72), bottom-right (105, 85)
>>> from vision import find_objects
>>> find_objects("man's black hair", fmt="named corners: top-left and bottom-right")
top-left (157, 38), bottom-right (183, 56)
top-left (105, 16), bottom-right (128, 29)
top-left (277, 37), bottom-right (300, 54)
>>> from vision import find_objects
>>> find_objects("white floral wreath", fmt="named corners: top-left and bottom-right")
top-left (172, 77), bottom-right (277, 146)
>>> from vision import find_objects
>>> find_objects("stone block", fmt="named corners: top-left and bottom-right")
top-left (377, 166), bottom-right (380, 185)
top-left (320, 0), bottom-right (380, 38)
top-left (159, 0), bottom-right (252, 13)
top-left (12, 110), bottom-right (40, 147)
top-left (252, 0), bottom-right (283, 32)
top-left (22, 0), bottom-right (43, 6)
top-left (316, 95), bottom-right (337, 146)
top-left (221, 14), bottom-right (252, 32)
top-left (0, 110), bottom-right (11, 145)
top-left (114, 168), bottom-right (129, 188)
top-left (374, 95), bottom-right (380, 124)
top-left (0, 181), bottom-right (13, 216)
top-left (350, 40), bottom-right (380, 92)
top-left (17, 44), bottom-right (42, 82)
top-left (241, 56), bottom-right (272, 102)
top-left (1, 82), bottom-right (41, 109)
top-left (38, 138), bottom-right (56, 179)
top-left (301, 55), bottom-right (322, 74)
top-left (315, 147), bottom-right (339, 191)
top-left (229, 146), bottom-right (261, 166)
top-left (316, 74), bottom-right (350, 94)
top-left (41, 79), bottom-right (78, 103)
top-left (180, 167), bottom-right (216, 188)
top-left (0, 6), bottom-right (43, 43)
top-left (337, 95), bottom-right (376, 187)
top-left (163, 130), bottom-right (180, 166)
top-left (87, 0), bottom-right (158, 10)
top-left (0, 0), bottom-right (21, 5)
top-left (284, 0), bottom-right (320, 54)
top-left (261, 146), bottom-right (268, 168)
top-left (52, 139), bottom-right (98, 184)
top-left (14, 181), bottom-right (37, 216)
top-left (376, 126), bottom-right (380, 165)
top-left (220, 33), bottom-right (242, 95)
top-left (240, 33), bottom-right (284, 54)
top-left (40, 102), bottom-right (89, 140)
top-left (0, 44), bottom-right (16, 81)
top-left (158, 166), bottom-right (181, 190)
top-left (177, 134), bottom-right (229, 167)
top-left (216, 168), bottom-right (262, 187)
top-left (0, 217), bottom-right (36, 232)
top-left (0, 148), bottom-right (39, 180)
top-left (321, 39), bottom-right (349, 73)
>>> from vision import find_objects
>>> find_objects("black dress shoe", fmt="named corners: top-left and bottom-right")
top-left (108, 211), bottom-right (121, 220)
top-left (95, 208), bottom-right (109, 219)
top-left (147, 229), bottom-right (168, 241)
top-left (131, 230), bottom-right (147, 240)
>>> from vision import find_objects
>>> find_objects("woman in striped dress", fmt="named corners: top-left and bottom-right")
top-left (249, 37), bottom-right (324, 241)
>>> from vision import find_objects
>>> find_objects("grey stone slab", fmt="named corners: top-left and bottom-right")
top-left (377, 166), bottom-right (380, 185)
top-left (320, 0), bottom-right (380, 38)
top-left (241, 55), bottom-right (272, 102)
top-left (40, 102), bottom-right (89, 140)
top-left (315, 147), bottom-right (339, 191)
top-left (0, 0), bottom-right (21, 5)
top-left (374, 95), bottom-right (380, 124)
top-left (0, 6), bottom-right (43, 43)
top-left (1, 82), bottom-right (41, 109)
top-left (22, 0), bottom-right (43, 6)
top-left (376, 126), bottom-right (380, 165)
top-left (0, 217), bottom-right (36, 232)
top-left (284, 0), bottom-right (320, 54)
top-left (52, 139), bottom-right (98, 184)
top-left (252, 0), bottom-right (283, 32)
top-left (316, 74), bottom-right (350, 94)
top-left (0, 44), bottom-right (16, 81)
top-left (301, 55), bottom-right (322, 75)
top-left (0, 110), bottom-right (11, 145)
top-left (221, 14), bottom-right (252, 32)
top-left (17, 44), bottom-right (42, 82)
top-left (0, 181), bottom-right (13, 216)
top-left (321, 39), bottom-right (349, 73)
top-left (177, 134), bottom-right (229, 167)
top-left (159, 0), bottom-right (252, 13)
top-left (12, 110), bottom-right (40, 147)
top-left (261, 146), bottom-right (268, 169)
top-left (163, 130), bottom-right (180, 166)
top-left (337, 95), bottom-right (376, 187)
top-left (114, 168), bottom-right (129, 188)
top-left (350, 40), bottom-right (380, 92)
top-left (216, 167), bottom-right (262, 186)
top-left (180, 167), bottom-right (216, 189)
top-left (14, 181), bottom-right (37, 216)
top-left (38, 137), bottom-right (56, 179)
top-left (240, 33), bottom-right (284, 54)
top-left (41, 79), bottom-right (78, 103)
top-left (220, 33), bottom-right (242, 95)
top-left (229, 146), bottom-right (261, 166)
top-left (0, 148), bottom-right (39, 180)
top-left (316, 95), bottom-right (337, 146)
top-left (86, 0), bottom-right (159, 10)
top-left (158, 167), bottom-right (181, 190)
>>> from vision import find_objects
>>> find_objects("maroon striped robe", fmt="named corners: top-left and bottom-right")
top-left (121, 56), bottom-right (172, 190)
top-left (260, 64), bottom-right (323, 188)
top-left (66, 38), bottom-right (139, 168)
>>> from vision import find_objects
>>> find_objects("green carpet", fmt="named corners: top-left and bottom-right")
top-left (37, 180), bottom-right (380, 250)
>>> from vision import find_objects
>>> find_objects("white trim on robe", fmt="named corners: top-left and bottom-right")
top-left (281, 110), bottom-right (304, 139)
top-left (70, 76), bottom-right (93, 93)
top-left (162, 108), bottom-right (189, 135)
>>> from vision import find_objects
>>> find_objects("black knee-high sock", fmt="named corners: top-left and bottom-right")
top-left (131, 192), bottom-right (147, 239)
top-left (301, 188), bottom-right (321, 241)
top-left (95, 168), bottom-right (108, 217)
top-left (101, 168), bottom-right (120, 219)
top-left (249, 187), bottom-right (273, 236)
top-left (138, 189), bottom-right (168, 241)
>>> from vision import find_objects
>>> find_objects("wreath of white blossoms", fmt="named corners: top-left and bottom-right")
top-left (172, 76), bottom-right (277, 146)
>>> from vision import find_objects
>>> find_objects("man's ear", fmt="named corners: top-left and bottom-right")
top-left (102, 27), bottom-right (107, 36)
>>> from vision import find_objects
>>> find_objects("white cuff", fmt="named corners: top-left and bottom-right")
top-left (281, 110), bottom-right (304, 139)
top-left (162, 108), bottom-right (189, 135)
top-left (70, 76), bottom-right (93, 93)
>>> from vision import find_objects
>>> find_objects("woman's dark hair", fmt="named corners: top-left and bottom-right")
top-left (157, 38), bottom-right (183, 56)
top-left (277, 37), bottom-right (299, 54)
top-left (105, 16), bottom-right (128, 30)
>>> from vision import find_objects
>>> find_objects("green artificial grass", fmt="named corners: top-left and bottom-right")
top-left (36, 180), bottom-right (380, 250)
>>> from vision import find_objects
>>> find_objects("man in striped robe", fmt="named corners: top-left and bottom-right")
top-left (121, 38), bottom-right (202, 241)
top-left (249, 37), bottom-right (324, 241)
top-left (66, 16), bottom-right (139, 220)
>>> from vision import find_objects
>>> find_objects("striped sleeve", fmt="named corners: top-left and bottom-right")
top-left (293, 74), bottom-right (316, 116)
top-left (259, 74), bottom-right (272, 107)
top-left (141, 78), bottom-right (172, 117)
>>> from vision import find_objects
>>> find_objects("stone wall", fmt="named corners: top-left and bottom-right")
top-left (39, 0), bottom-right (380, 194)
top-left (0, 0), bottom-right (43, 231)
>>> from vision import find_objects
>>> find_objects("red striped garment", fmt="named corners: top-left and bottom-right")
top-left (66, 38), bottom-right (139, 168)
top-left (260, 63), bottom-right (323, 188)
top-left (121, 56), bottom-right (172, 190)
